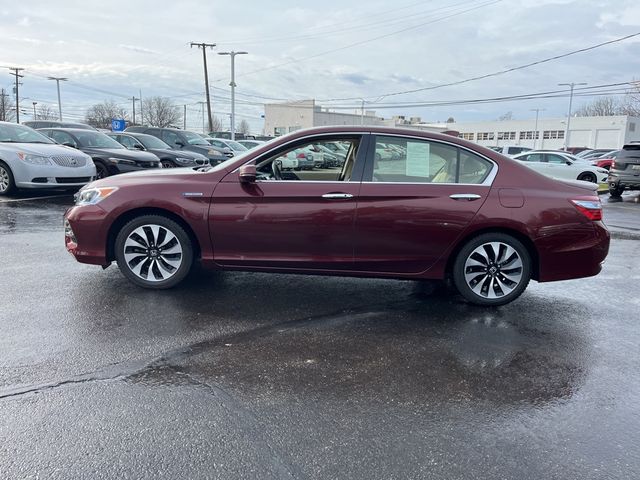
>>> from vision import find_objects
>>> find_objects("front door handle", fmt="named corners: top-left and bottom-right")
top-left (322, 193), bottom-right (354, 199)
top-left (449, 194), bottom-right (482, 201)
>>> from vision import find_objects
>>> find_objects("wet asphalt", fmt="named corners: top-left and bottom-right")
top-left (1, 190), bottom-right (639, 479)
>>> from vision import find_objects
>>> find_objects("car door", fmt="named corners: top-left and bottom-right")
top-left (353, 134), bottom-right (494, 274)
top-left (516, 152), bottom-right (551, 176)
top-left (545, 153), bottom-right (574, 180)
top-left (210, 135), bottom-right (369, 271)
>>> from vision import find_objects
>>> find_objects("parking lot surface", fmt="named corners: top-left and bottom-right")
top-left (1, 190), bottom-right (639, 479)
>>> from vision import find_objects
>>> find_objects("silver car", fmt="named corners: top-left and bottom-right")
top-left (0, 122), bottom-right (95, 195)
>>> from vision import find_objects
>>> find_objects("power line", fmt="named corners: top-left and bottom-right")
top-left (318, 31), bottom-right (640, 102)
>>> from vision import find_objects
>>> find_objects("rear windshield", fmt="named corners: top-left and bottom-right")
top-left (619, 145), bottom-right (640, 160)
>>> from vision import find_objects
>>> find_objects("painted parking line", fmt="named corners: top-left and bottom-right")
top-left (0, 194), bottom-right (71, 203)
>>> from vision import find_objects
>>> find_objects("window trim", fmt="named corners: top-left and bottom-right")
top-left (362, 133), bottom-right (498, 187)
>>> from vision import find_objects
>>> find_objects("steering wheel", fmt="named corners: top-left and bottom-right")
top-left (271, 159), bottom-right (283, 180)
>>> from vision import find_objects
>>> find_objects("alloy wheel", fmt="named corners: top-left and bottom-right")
top-left (123, 224), bottom-right (183, 282)
top-left (463, 241), bottom-right (523, 299)
top-left (0, 166), bottom-right (9, 193)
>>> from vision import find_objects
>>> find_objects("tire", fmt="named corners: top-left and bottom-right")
top-left (452, 233), bottom-right (531, 306)
top-left (161, 159), bottom-right (176, 168)
top-left (95, 161), bottom-right (110, 179)
top-left (115, 215), bottom-right (194, 289)
top-left (609, 185), bottom-right (624, 198)
top-left (0, 161), bottom-right (16, 196)
top-left (577, 172), bottom-right (597, 183)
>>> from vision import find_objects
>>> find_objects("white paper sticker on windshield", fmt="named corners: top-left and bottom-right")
top-left (405, 141), bottom-right (430, 177)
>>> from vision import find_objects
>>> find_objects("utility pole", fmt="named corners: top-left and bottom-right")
top-left (139, 89), bottom-right (144, 125)
top-left (131, 96), bottom-right (139, 125)
top-left (191, 42), bottom-right (216, 134)
top-left (530, 108), bottom-right (546, 149)
top-left (32, 102), bottom-right (38, 118)
top-left (9, 67), bottom-right (24, 123)
top-left (558, 82), bottom-right (587, 150)
top-left (183, 104), bottom-right (187, 130)
top-left (47, 76), bottom-right (68, 121)
top-left (218, 51), bottom-right (248, 140)
top-left (0, 89), bottom-right (9, 121)
top-left (360, 99), bottom-right (365, 126)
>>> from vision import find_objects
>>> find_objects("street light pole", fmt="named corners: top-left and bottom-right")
top-left (558, 82), bottom-right (587, 151)
top-left (47, 77), bottom-right (68, 121)
top-left (530, 108), bottom-right (545, 149)
top-left (32, 102), bottom-right (37, 119)
top-left (218, 51), bottom-right (248, 140)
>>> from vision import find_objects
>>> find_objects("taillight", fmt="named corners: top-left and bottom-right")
top-left (571, 197), bottom-right (602, 221)
top-left (611, 160), bottom-right (616, 169)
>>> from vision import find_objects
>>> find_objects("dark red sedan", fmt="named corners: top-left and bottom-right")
top-left (63, 126), bottom-right (609, 306)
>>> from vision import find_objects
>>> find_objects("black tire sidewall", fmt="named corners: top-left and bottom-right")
top-left (95, 161), bottom-right (109, 179)
top-left (0, 161), bottom-right (16, 195)
top-left (115, 215), bottom-right (193, 289)
top-left (578, 172), bottom-right (596, 183)
top-left (609, 186), bottom-right (623, 197)
top-left (453, 233), bottom-right (531, 306)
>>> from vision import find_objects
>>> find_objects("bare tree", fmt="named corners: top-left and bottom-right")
top-left (0, 88), bottom-right (16, 122)
top-left (236, 119), bottom-right (250, 135)
top-left (36, 104), bottom-right (58, 120)
top-left (144, 96), bottom-right (181, 128)
top-left (574, 97), bottom-right (619, 117)
top-left (211, 115), bottom-right (222, 133)
top-left (85, 100), bottom-right (128, 128)
top-left (446, 116), bottom-right (455, 123)
top-left (498, 111), bottom-right (514, 121)
top-left (619, 80), bottom-right (640, 116)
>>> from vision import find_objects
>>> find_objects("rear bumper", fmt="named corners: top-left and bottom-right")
top-left (536, 221), bottom-right (610, 282)
top-left (608, 172), bottom-right (640, 190)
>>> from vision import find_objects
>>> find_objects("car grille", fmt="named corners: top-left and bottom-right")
top-left (55, 177), bottom-right (92, 184)
top-left (51, 155), bottom-right (87, 168)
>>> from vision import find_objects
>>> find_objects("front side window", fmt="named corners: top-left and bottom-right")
top-left (546, 154), bottom-right (567, 164)
top-left (253, 137), bottom-right (359, 182)
top-left (162, 130), bottom-right (181, 147)
top-left (50, 131), bottom-right (77, 147)
top-left (370, 136), bottom-right (491, 185)
top-left (118, 135), bottom-right (139, 149)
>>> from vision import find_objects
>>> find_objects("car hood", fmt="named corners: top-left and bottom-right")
top-left (0, 142), bottom-right (89, 157)
top-left (148, 148), bottom-right (204, 159)
top-left (86, 165), bottom-right (225, 189)
top-left (81, 147), bottom-right (159, 162)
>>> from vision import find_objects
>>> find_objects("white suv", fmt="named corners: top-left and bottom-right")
top-left (0, 122), bottom-right (95, 195)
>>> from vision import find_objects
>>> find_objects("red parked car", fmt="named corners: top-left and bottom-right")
top-left (63, 126), bottom-right (609, 306)
top-left (591, 150), bottom-right (620, 170)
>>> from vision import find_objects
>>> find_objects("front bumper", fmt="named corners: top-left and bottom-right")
top-left (64, 204), bottom-right (110, 266)
top-left (13, 161), bottom-right (97, 189)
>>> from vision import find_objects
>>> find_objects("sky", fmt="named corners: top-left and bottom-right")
top-left (1, 0), bottom-right (639, 134)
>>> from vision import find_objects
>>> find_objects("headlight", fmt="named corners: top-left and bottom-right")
top-left (207, 149), bottom-right (219, 156)
top-left (75, 187), bottom-right (119, 206)
top-left (17, 153), bottom-right (52, 165)
top-left (175, 157), bottom-right (193, 164)
top-left (108, 157), bottom-right (136, 165)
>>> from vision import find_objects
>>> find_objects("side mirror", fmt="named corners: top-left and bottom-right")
top-left (62, 142), bottom-right (76, 148)
top-left (238, 164), bottom-right (257, 183)
top-left (133, 144), bottom-right (144, 150)
top-left (175, 141), bottom-right (185, 147)
top-left (566, 160), bottom-right (572, 165)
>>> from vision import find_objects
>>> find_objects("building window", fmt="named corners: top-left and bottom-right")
top-left (519, 131), bottom-right (540, 140)
top-left (497, 131), bottom-right (516, 140)
top-left (461, 132), bottom-right (474, 140)
top-left (274, 127), bottom-right (287, 136)
top-left (542, 130), bottom-right (565, 139)
top-left (289, 126), bottom-right (302, 133)
top-left (630, 122), bottom-right (636, 132)
top-left (477, 132), bottom-right (495, 141)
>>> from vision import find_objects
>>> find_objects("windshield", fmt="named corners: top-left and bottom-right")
top-left (138, 134), bottom-right (171, 149)
top-left (75, 131), bottom-right (125, 149)
top-left (0, 123), bottom-right (54, 144)
top-left (182, 131), bottom-right (209, 145)
top-left (226, 140), bottom-right (248, 151)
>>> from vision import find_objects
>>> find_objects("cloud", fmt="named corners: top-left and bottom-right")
top-left (119, 44), bottom-right (159, 55)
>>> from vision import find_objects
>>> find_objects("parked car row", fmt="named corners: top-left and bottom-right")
top-left (511, 150), bottom-right (609, 184)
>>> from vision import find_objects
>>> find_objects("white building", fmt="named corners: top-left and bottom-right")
top-left (421, 115), bottom-right (640, 150)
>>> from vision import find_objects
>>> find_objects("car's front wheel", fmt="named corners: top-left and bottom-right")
top-left (578, 172), bottom-right (597, 183)
top-left (0, 162), bottom-right (16, 196)
top-left (452, 233), bottom-right (531, 306)
top-left (115, 215), bottom-right (193, 289)
top-left (161, 159), bottom-right (176, 168)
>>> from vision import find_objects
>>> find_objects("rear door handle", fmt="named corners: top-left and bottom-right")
top-left (322, 193), bottom-right (354, 199)
top-left (449, 194), bottom-right (482, 201)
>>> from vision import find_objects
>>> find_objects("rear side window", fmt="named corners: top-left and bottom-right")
top-left (370, 136), bottom-right (492, 184)
top-left (619, 145), bottom-right (640, 161)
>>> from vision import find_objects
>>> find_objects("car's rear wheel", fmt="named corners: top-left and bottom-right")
top-left (577, 172), bottom-right (597, 183)
top-left (452, 233), bottom-right (531, 306)
top-left (115, 215), bottom-right (193, 289)
top-left (161, 159), bottom-right (176, 168)
top-left (0, 162), bottom-right (16, 196)
top-left (609, 185), bottom-right (624, 198)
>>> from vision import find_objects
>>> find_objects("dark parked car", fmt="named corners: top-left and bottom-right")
top-left (39, 128), bottom-right (161, 179)
top-left (608, 143), bottom-right (640, 197)
top-left (125, 127), bottom-right (228, 164)
top-left (107, 132), bottom-right (209, 168)
top-left (63, 126), bottom-right (609, 306)
top-left (24, 120), bottom-right (96, 130)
